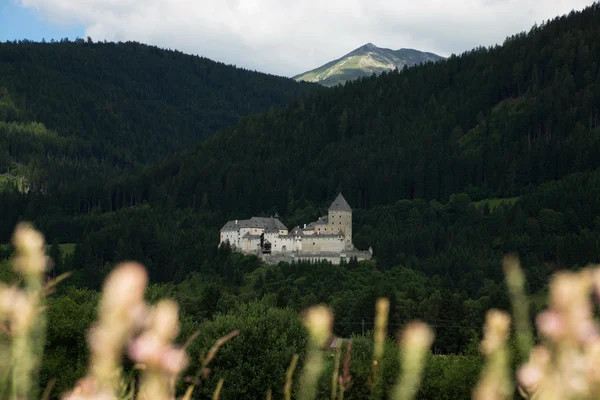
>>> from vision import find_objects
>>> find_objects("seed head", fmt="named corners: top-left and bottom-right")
top-left (303, 305), bottom-right (333, 347)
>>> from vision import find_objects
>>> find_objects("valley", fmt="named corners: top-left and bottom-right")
top-left (1, 2), bottom-right (600, 399)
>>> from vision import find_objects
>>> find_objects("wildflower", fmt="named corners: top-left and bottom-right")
top-left (473, 310), bottom-right (511, 400)
top-left (402, 322), bottom-right (434, 351)
top-left (480, 310), bottom-right (511, 355)
top-left (536, 310), bottom-right (565, 341)
top-left (374, 298), bottom-right (390, 362)
top-left (303, 305), bottom-right (333, 348)
top-left (517, 346), bottom-right (550, 393)
top-left (12, 223), bottom-right (47, 277)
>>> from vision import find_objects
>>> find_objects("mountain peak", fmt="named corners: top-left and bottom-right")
top-left (293, 44), bottom-right (444, 87)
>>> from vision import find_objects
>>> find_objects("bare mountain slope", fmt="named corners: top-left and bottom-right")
top-left (293, 43), bottom-right (444, 86)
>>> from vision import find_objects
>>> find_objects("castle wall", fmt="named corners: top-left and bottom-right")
top-left (237, 228), bottom-right (253, 247)
top-left (264, 231), bottom-right (278, 247)
top-left (302, 236), bottom-right (345, 252)
top-left (220, 230), bottom-right (240, 246)
top-left (327, 210), bottom-right (352, 248)
top-left (242, 237), bottom-right (260, 253)
top-left (314, 223), bottom-right (327, 235)
top-left (221, 226), bottom-right (267, 248)
top-left (262, 250), bottom-right (373, 265)
top-left (221, 194), bottom-right (361, 260)
top-left (273, 236), bottom-right (295, 253)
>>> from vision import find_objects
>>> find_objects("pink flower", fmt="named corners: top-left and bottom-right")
top-left (129, 334), bottom-right (163, 365)
top-left (518, 364), bottom-right (543, 391)
top-left (160, 348), bottom-right (188, 374)
top-left (537, 311), bottom-right (565, 341)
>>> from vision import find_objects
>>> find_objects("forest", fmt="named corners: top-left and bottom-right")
top-left (0, 39), bottom-right (318, 219)
top-left (1, 3), bottom-right (600, 399)
top-left (0, 39), bottom-right (318, 163)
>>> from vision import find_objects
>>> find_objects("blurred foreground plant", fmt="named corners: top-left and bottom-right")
top-left (0, 224), bottom-right (237, 400)
top-left (1, 223), bottom-right (50, 399)
top-left (516, 266), bottom-right (600, 399)
top-left (5, 224), bottom-right (600, 399)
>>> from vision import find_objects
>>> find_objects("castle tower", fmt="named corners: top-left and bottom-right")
top-left (327, 193), bottom-right (353, 249)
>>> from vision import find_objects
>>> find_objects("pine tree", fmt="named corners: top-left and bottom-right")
top-left (49, 238), bottom-right (63, 276)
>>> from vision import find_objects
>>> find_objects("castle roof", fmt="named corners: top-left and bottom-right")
top-left (310, 231), bottom-right (344, 239)
top-left (315, 216), bottom-right (328, 225)
top-left (220, 221), bottom-right (237, 231)
top-left (265, 226), bottom-right (280, 234)
top-left (328, 193), bottom-right (352, 213)
top-left (306, 216), bottom-right (328, 229)
top-left (290, 226), bottom-right (304, 236)
top-left (221, 216), bottom-right (287, 232)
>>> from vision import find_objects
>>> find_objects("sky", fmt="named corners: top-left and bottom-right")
top-left (0, 0), bottom-right (595, 77)
top-left (0, 1), bottom-right (84, 43)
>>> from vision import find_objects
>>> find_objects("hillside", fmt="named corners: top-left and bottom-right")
top-left (88, 4), bottom-right (600, 218)
top-left (0, 40), bottom-right (321, 219)
top-left (1, 5), bottom-right (597, 268)
top-left (0, 39), bottom-right (319, 165)
top-left (9, 3), bottom-right (600, 218)
top-left (3, 6), bottom-right (600, 396)
top-left (3, 6), bottom-right (598, 223)
top-left (293, 43), bottom-right (443, 86)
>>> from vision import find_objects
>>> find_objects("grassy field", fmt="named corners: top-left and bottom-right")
top-left (0, 243), bottom-right (76, 257)
top-left (59, 243), bottom-right (76, 256)
top-left (0, 243), bottom-right (10, 258)
top-left (0, 242), bottom-right (76, 283)
top-left (474, 197), bottom-right (520, 211)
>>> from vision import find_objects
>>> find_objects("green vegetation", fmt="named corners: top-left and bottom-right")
top-left (1, 3), bottom-right (600, 399)
top-left (2, 225), bottom-right (600, 400)
top-left (90, 4), bottom-right (600, 217)
top-left (474, 197), bottom-right (520, 210)
top-left (58, 243), bottom-right (76, 256)
top-left (8, 168), bottom-right (592, 353)
top-left (0, 40), bottom-right (318, 164)
top-left (0, 41), bottom-right (319, 216)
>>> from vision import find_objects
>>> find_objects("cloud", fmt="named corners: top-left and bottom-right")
top-left (16, 0), bottom-right (594, 76)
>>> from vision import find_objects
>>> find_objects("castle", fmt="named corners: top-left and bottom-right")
top-left (219, 193), bottom-right (372, 264)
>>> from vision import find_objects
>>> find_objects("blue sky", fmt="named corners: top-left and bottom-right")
top-left (0, 1), bottom-right (84, 42)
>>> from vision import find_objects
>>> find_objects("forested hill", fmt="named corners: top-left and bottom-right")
top-left (100, 4), bottom-right (600, 216)
top-left (3, 7), bottom-right (600, 381)
top-left (0, 39), bottom-right (319, 164)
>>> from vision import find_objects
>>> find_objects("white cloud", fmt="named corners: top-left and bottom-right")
top-left (17, 0), bottom-right (595, 76)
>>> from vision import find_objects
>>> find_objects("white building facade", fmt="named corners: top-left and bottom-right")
top-left (219, 194), bottom-right (372, 264)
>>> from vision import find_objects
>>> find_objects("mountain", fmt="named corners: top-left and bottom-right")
top-left (293, 43), bottom-right (444, 86)
top-left (3, 6), bottom-right (600, 377)
top-left (102, 4), bottom-right (600, 218)
top-left (5, 5), bottom-right (598, 220)
top-left (2, 4), bottom-right (600, 265)
top-left (0, 40), bottom-right (321, 216)
top-left (0, 40), bottom-right (320, 165)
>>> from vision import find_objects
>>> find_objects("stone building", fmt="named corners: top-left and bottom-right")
top-left (219, 193), bottom-right (372, 264)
